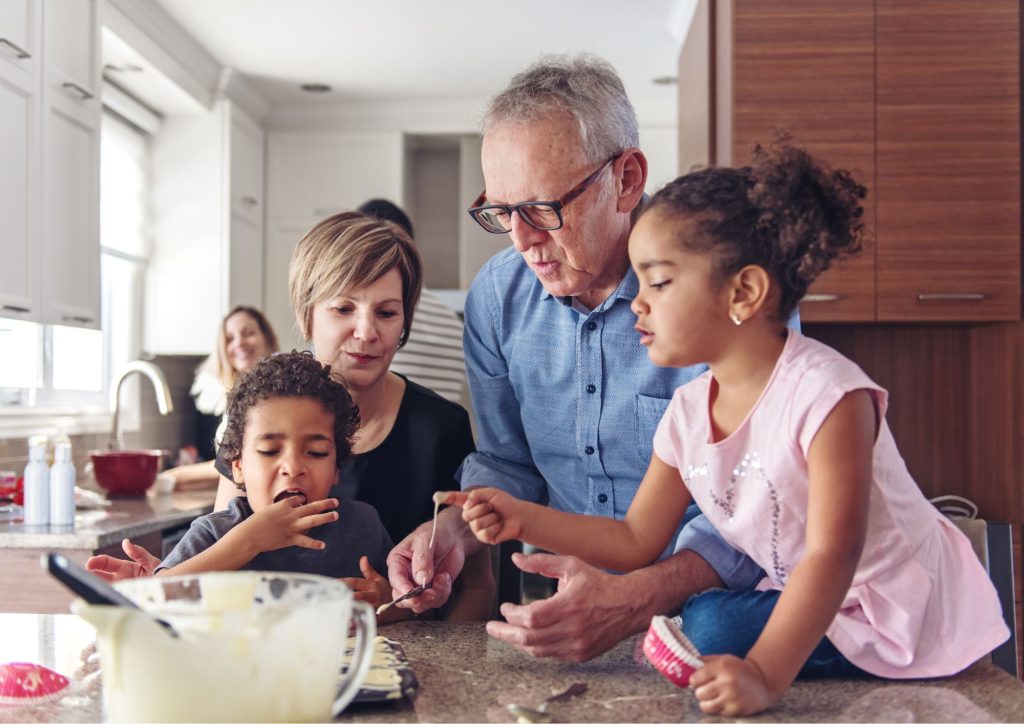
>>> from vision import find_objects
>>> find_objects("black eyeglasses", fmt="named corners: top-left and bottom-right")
top-left (467, 155), bottom-right (619, 234)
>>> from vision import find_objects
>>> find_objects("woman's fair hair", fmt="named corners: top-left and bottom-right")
top-left (288, 211), bottom-right (422, 346)
top-left (219, 351), bottom-right (360, 486)
top-left (204, 306), bottom-right (279, 389)
top-left (647, 137), bottom-right (867, 322)
top-left (483, 53), bottom-right (639, 165)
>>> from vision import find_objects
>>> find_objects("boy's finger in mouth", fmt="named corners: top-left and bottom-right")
top-left (273, 490), bottom-right (308, 506)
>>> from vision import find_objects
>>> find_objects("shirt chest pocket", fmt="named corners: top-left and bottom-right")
top-left (635, 394), bottom-right (671, 464)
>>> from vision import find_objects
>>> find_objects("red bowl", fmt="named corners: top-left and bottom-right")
top-left (90, 450), bottom-right (164, 497)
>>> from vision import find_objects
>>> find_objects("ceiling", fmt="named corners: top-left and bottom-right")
top-left (149, 0), bottom-right (689, 116)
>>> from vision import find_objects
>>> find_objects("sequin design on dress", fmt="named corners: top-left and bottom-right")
top-left (743, 453), bottom-right (787, 584)
top-left (689, 452), bottom-right (787, 583)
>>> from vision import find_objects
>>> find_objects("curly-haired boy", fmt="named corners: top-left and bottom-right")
top-left (155, 351), bottom-right (394, 609)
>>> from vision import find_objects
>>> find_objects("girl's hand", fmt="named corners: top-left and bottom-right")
top-left (243, 497), bottom-right (339, 553)
top-left (689, 654), bottom-right (780, 716)
top-left (443, 488), bottom-right (525, 545)
top-left (341, 556), bottom-right (392, 609)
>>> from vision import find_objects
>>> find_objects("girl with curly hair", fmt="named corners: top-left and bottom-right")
top-left (444, 140), bottom-right (1008, 714)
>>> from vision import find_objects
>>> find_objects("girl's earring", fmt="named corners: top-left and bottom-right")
top-left (730, 313), bottom-right (743, 326)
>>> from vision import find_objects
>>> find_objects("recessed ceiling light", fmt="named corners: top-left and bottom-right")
top-left (300, 83), bottom-right (332, 93)
top-left (652, 75), bottom-right (678, 86)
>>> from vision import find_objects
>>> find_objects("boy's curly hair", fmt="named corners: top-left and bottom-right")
top-left (219, 351), bottom-right (360, 481)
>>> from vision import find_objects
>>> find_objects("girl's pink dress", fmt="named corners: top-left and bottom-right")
top-left (653, 330), bottom-right (1008, 677)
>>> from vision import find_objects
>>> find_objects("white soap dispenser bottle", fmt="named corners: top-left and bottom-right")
top-left (23, 437), bottom-right (50, 528)
top-left (49, 442), bottom-right (76, 528)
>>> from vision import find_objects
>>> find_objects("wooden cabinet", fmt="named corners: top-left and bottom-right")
top-left (875, 0), bottom-right (1020, 321)
top-left (730, 0), bottom-right (1020, 322)
top-left (0, 0), bottom-right (100, 329)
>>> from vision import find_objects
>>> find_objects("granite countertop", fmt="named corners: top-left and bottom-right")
top-left (3, 615), bottom-right (1023, 722)
top-left (0, 489), bottom-right (216, 550)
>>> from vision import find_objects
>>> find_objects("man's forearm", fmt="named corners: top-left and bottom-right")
top-left (619, 549), bottom-right (724, 634)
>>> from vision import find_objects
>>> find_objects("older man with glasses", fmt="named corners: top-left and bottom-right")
top-left (388, 54), bottom-right (766, 661)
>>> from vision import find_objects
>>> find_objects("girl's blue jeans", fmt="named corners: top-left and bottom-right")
top-left (681, 588), bottom-right (871, 679)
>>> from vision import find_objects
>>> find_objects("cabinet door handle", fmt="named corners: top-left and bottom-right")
top-left (2, 304), bottom-right (31, 313)
top-left (917, 293), bottom-right (986, 301)
top-left (61, 314), bottom-right (95, 324)
top-left (803, 293), bottom-right (841, 303)
top-left (0, 38), bottom-right (30, 59)
top-left (61, 81), bottom-right (94, 100)
top-left (241, 195), bottom-right (259, 207)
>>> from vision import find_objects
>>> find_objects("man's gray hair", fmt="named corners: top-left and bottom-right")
top-left (483, 53), bottom-right (639, 165)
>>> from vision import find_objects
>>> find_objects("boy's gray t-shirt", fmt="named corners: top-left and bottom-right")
top-left (157, 497), bottom-right (393, 578)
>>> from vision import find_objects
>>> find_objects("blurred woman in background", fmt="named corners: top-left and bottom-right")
top-left (163, 306), bottom-right (279, 488)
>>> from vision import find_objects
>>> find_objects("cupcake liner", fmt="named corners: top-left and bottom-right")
top-left (0, 662), bottom-right (70, 707)
top-left (642, 615), bottom-right (703, 688)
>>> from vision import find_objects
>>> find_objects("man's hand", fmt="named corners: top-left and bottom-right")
top-left (386, 508), bottom-right (468, 613)
top-left (242, 497), bottom-right (339, 553)
top-left (689, 654), bottom-right (779, 716)
top-left (86, 538), bottom-right (161, 581)
top-left (485, 552), bottom-right (646, 662)
top-left (442, 488), bottom-right (525, 546)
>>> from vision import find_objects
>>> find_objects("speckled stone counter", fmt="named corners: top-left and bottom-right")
top-left (0, 489), bottom-right (215, 550)
top-left (0, 490), bottom-right (215, 613)
top-left (3, 615), bottom-right (1022, 722)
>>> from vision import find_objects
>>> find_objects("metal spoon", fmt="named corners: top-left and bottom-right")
top-left (376, 582), bottom-right (429, 615)
top-left (507, 682), bottom-right (588, 723)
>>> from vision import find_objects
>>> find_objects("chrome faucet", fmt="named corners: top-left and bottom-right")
top-left (108, 361), bottom-right (175, 450)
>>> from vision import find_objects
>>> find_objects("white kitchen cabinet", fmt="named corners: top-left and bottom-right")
top-left (0, 0), bottom-right (100, 329)
top-left (0, 0), bottom-right (40, 78)
top-left (42, 0), bottom-right (99, 108)
top-left (0, 59), bottom-right (40, 321)
top-left (40, 86), bottom-right (100, 328)
top-left (230, 108), bottom-right (264, 226)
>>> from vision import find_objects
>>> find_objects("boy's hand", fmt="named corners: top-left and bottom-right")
top-left (341, 556), bottom-right (391, 609)
top-left (243, 497), bottom-right (339, 554)
top-left (86, 538), bottom-right (161, 581)
top-left (443, 488), bottom-right (525, 545)
top-left (689, 654), bottom-right (779, 716)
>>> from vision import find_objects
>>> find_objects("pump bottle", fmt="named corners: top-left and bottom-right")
top-left (49, 442), bottom-right (76, 528)
top-left (23, 438), bottom-right (49, 527)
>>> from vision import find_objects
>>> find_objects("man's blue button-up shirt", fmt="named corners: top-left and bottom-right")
top-left (458, 246), bottom-right (774, 588)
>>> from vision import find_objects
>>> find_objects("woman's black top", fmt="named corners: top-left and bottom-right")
top-left (215, 375), bottom-right (474, 544)
top-left (334, 376), bottom-right (474, 542)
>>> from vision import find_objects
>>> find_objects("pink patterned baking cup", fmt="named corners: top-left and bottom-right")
top-left (0, 662), bottom-right (70, 706)
top-left (642, 615), bottom-right (704, 687)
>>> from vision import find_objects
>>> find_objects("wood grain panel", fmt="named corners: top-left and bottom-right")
top-left (876, 0), bottom-right (1021, 321)
top-left (732, 0), bottom-right (876, 322)
top-left (806, 322), bottom-right (1024, 522)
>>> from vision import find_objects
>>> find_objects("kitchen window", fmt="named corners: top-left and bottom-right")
top-left (0, 104), bottom-right (151, 432)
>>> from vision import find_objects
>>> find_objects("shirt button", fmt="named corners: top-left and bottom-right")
top-left (586, 384), bottom-right (596, 394)
top-left (584, 445), bottom-right (594, 455)
top-left (598, 493), bottom-right (608, 503)
top-left (586, 321), bottom-right (597, 331)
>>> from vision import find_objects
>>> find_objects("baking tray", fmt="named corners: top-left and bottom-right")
top-left (340, 636), bottom-right (418, 704)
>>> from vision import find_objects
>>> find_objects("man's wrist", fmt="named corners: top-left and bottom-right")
top-left (622, 549), bottom-right (723, 629)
